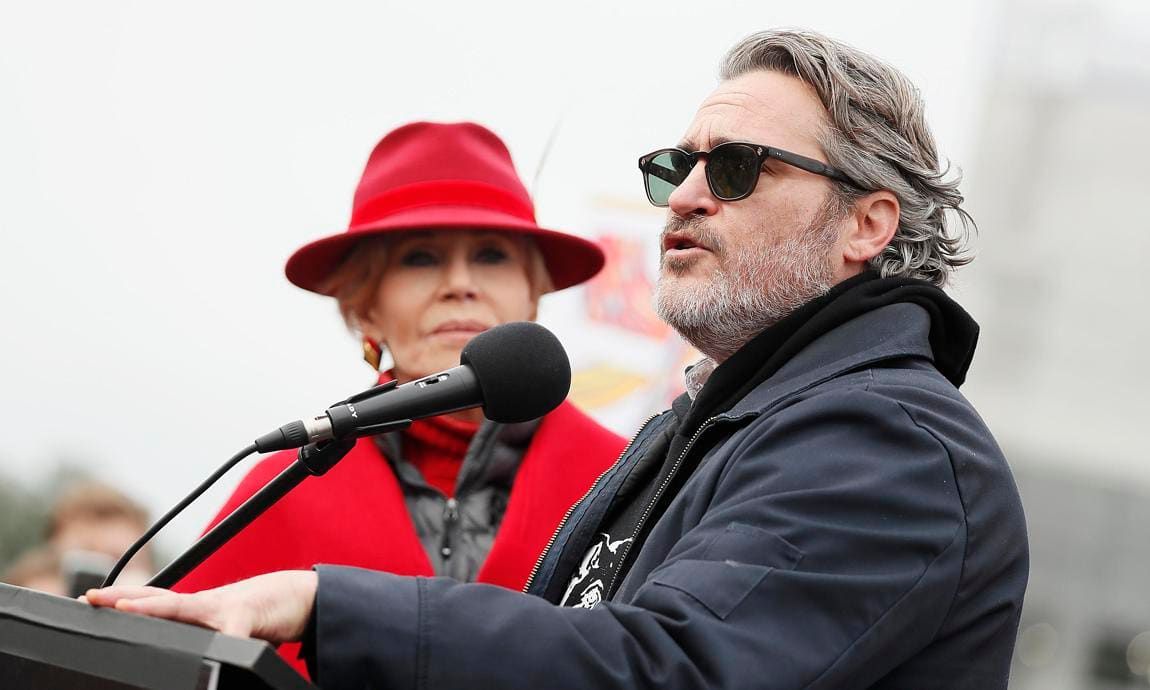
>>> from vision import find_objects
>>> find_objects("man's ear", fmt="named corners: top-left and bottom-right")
top-left (842, 190), bottom-right (900, 264)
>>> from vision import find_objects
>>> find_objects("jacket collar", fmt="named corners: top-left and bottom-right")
top-left (725, 302), bottom-right (936, 419)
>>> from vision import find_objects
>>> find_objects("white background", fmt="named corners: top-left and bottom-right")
top-left (0, 0), bottom-right (1129, 556)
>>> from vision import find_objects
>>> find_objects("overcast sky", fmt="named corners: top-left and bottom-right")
top-left (0, 0), bottom-right (998, 550)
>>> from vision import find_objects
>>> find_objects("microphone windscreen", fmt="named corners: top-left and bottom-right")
top-left (460, 322), bottom-right (572, 423)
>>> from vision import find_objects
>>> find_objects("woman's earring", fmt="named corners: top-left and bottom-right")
top-left (362, 338), bottom-right (383, 371)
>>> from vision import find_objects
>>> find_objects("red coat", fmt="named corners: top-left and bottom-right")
top-left (173, 401), bottom-right (625, 675)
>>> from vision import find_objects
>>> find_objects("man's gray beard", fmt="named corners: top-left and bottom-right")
top-left (654, 197), bottom-right (843, 361)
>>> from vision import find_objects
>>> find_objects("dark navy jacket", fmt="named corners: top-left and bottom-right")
top-left (311, 302), bottom-right (1029, 689)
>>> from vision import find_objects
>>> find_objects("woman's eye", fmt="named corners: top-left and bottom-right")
top-left (475, 246), bottom-right (509, 264)
top-left (400, 249), bottom-right (438, 267)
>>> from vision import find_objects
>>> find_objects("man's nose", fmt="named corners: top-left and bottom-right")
top-left (667, 161), bottom-right (719, 218)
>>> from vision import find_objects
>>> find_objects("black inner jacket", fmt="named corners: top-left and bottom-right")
top-left (559, 270), bottom-right (979, 606)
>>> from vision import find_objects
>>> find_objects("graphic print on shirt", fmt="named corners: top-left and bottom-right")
top-left (560, 532), bottom-right (633, 609)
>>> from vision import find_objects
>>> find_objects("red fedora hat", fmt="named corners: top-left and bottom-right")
top-left (285, 121), bottom-right (605, 294)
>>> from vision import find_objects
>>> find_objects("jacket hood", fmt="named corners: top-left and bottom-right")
top-left (819, 274), bottom-right (980, 387)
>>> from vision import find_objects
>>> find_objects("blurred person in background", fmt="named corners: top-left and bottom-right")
top-left (48, 481), bottom-right (155, 593)
top-left (171, 121), bottom-right (626, 675)
top-left (2, 481), bottom-right (154, 596)
top-left (47, 481), bottom-right (152, 565)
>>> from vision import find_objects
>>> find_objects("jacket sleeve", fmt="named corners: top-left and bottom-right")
top-left (311, 389), bottom-right (968, 690)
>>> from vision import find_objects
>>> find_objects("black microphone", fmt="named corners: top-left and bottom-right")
top-left (253, 321), bottom-right (572, 452)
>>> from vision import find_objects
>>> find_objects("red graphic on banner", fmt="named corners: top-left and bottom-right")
top-left (584, 234), bottom-right (670, 339)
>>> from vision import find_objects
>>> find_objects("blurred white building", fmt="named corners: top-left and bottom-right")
top-left (957, 0), bottom-right (1150, 687)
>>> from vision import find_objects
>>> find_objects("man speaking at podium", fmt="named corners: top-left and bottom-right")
top-left (87, 29), bottom-right (1029, 690)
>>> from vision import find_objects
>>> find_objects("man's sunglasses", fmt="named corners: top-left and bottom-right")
top-left (637, 141), bottom-right (862, 207)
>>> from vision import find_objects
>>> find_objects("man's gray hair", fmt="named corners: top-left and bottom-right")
top-left (721, 29), bottom-right (973, 286)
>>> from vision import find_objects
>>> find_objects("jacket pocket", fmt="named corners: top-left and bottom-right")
top-left (649, 523), bottom-right (804, 619)
top-left (702, 522), bottom-right (803, 569)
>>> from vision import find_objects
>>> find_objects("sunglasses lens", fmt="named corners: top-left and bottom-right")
top-left (643, 150), bottom-right (691, 206)
top-left (708, 144), bottom-right (760, 200)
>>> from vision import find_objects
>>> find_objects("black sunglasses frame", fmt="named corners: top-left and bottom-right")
top-left (638, 141), bottom-right (863, 207)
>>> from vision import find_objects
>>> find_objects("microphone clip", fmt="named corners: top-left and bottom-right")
top-left (337, 379), bottom-right (399, 406)
top-left (296, 437), bottom-right (358, 476)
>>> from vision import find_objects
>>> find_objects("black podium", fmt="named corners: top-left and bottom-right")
top-left (0, 582), bottom-right (315, 689)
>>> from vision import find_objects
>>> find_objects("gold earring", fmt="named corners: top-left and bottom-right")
top-left (362, 338), bottom-right (382, 371)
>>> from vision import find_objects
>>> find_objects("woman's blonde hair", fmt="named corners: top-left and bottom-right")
top-left (318, 231), bottom-right (554, 334)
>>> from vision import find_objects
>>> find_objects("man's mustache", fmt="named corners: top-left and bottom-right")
top-left (661, 216), bottom-right (725, 256)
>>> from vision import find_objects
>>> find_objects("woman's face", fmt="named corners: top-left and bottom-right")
top-left (360, 230), bottom-right (539, 382)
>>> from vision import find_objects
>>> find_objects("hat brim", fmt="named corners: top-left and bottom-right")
top-left (285, 205), bottom-right (606, 294)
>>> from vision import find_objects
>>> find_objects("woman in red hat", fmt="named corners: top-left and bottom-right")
top-left (173, 122), bottom-right (626, 675)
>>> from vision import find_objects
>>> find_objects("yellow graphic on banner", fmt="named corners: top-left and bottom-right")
top-left (569, 365), bottom-right (652, 410)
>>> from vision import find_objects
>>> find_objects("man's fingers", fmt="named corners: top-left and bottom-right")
top-left (115, 592), bottom-right (205, 624)
top-left (84, 586), bottom-right (170, 607)
top-left (113, 592), bottom-right (253, 638)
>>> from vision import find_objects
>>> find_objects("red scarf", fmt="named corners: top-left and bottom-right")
top-left (401, 413), bottom-right (479, 496)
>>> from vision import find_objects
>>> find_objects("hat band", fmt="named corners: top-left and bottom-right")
top-left (350, 179), bottom-right (537, 228)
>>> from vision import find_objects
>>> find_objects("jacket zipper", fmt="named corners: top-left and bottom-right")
top-left (603, 414), bottom-right (728, 601)
top-left (521, 413), bottom-right (661, 594)
top-left (440, 497), bottom-right (459, 560)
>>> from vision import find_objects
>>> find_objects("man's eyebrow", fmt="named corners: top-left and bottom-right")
top-left (676, 135), bottom-right (736, 152)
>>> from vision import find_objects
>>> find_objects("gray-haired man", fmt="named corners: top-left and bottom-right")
top-left (87, 29), bottom-right (1028, 690)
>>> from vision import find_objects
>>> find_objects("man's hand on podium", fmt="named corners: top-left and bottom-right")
top-left (81, 570), bottom-right (318, 644)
